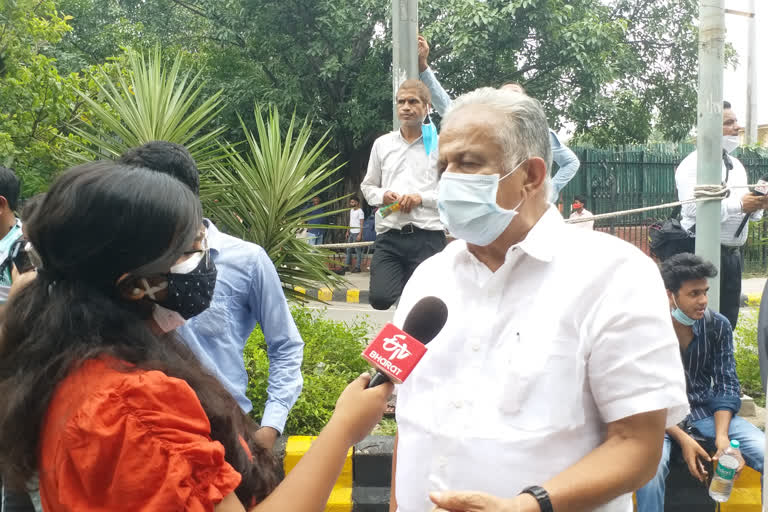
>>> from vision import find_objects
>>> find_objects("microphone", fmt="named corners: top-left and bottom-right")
top-left (363, 296), bottom-right (448, 388)
top-left (734, 176), bottom-right (768, 238)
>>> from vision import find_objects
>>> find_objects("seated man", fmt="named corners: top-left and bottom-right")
top-left (636, 253), bottom-right (765, 512)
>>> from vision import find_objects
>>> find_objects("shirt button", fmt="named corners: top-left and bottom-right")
top-left (453, 400), bottom-right (463, 409)
top-left (439, 456), bottom-right (448, 468)
top-left (472, 343), bottom-right (481, 351)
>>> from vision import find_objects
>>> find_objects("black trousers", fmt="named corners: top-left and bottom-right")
top-left (369, 227), bottom-right (446, 310)
top-left (720, 245), bottom-right (742, 329)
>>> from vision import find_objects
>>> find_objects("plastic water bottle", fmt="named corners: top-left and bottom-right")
top-left (708, 440), bottom-right (741, 502)
top-left (378, 202), bottom-right (401, 218)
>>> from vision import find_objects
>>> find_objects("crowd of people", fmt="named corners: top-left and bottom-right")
top-left (0, 35), bottom-right (763, 512)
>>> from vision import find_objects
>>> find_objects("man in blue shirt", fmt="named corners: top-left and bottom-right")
top-left (0, 167), bottom-right (23, 307)
top-left (305, 196), bottom-right (326, 245)
top-left (416, 36), bottom-right (580, 203)
top-left (120, 141), bottom-right (304, 450)
top-left (636, 253), bottom-right (764, 512)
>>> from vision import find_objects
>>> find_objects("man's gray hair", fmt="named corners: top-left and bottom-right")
top-left (444, 87), bottom-right (554, 176)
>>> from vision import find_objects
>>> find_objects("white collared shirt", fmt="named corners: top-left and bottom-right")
top-left (393, 207), bottom-right (688, 512)
top-left (676, 151), bottom-right (763, 247)
top-left (361, 130), bottom-right (443, 233)
top-left (569, 208), bottom-right (594, 230)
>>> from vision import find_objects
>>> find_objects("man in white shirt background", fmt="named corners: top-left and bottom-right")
top-left (345, 196), bottom-right (365, 273)
top-left (361, 79), bottom-right (445, 310)
top-left (675, 101), bottom-right (768, 329)
top-left (569, 194), bottom-right (594, 230)
top-left (390, 88), bottom-right (689, 512)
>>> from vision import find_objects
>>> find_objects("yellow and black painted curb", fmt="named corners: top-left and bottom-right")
top-left (741, 293), bottom-right (762, 308)
top-left (720, 467), bottom-right (761, 512)
top-left (293, 286), bottom-right (370, 304)
top-left (279, 435), bottom-right (761, 512)
top-left (281, 435), bottom-right (393, 512)
top-left (284, 437), bottom-right (354, 511)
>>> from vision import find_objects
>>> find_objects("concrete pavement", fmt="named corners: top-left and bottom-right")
top-left (305, 301), bottom-right (394, 336)
top-left (743, 277), bottom-right (766, 299)
top-left (294, 271), bottom-right (371, 304)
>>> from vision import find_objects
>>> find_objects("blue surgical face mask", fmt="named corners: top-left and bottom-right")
top-left (422, 116), bottom-right (438, 156)
top-left (438, 161), bottom-right (525, 246)
top-left (671, 296), bottom-right (696, 326)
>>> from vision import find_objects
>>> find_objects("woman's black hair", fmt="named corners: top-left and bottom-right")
top-left (19, 193), bottom-right (46, 223)
top-left (0, 162), bottom-right (278, 503)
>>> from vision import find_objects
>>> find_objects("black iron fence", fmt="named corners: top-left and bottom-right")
top-left (562, 145), bottom-right (768, 274)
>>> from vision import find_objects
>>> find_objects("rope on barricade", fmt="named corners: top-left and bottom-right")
top-left (313, 182), bottom-right (759, 237)
top-left (315, 241), bottom-right (375, 249)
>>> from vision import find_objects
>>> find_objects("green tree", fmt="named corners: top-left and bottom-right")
top-left (0, 0), bottom-right (85, 195)
top-left (51, 0), bottom-right (707, 179)
top-left (571, 0), bottom-right (702, 144)
top-left (420, 0), bottom-right (704, 145)
top-left (52, 0), bottom-right (209, 74)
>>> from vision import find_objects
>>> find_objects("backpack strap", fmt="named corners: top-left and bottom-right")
top-left (703, 308), bottom-right (718, 342)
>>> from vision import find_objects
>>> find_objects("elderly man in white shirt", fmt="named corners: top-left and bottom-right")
top-left (675, 101), bottom-right (767, 329)
top-left (361, 79), bottom-right (446, 310)
top-left (389, 88), bottom-right (689, 512)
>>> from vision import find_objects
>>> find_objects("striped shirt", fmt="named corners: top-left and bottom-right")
top-left (681, 310), bottom-right (742, 421)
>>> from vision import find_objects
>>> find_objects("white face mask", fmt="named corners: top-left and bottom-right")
top-left (152, 304), bottom-right (187, 333)
top-left (723, 135), bottom-right (740, 154)
top-left (437, 161), bottom-right (525, 246)
top-left (170, 249), bottom-right (205, 274)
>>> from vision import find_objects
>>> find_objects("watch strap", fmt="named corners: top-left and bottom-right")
top-left (520, 485), bottom-right (554, 512)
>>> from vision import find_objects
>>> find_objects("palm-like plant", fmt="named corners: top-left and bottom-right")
top-left (202, 107), bottom-right (348, 301)
top-left (64, 46), bottom-right (226, 167)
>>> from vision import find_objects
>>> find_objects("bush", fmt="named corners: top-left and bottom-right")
top-left (734, 309), bottom-right (764, 407)
top-left (245, 306), bottom-right (371, 435)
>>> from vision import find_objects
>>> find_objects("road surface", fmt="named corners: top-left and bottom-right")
top-left (305, 301), bottom-right (394, 338)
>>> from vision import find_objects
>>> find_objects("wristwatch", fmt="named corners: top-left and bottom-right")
top-left (520, 485), bottom-right (554, 512)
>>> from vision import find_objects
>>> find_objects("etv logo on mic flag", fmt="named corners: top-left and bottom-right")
top-left (362, 323), bottom-right (428, 384)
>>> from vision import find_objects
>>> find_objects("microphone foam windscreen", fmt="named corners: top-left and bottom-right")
top-left (401, 296), bottom-right (448, 346)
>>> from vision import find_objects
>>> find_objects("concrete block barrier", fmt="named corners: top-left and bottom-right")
top-left (278, 435), bottom-right (760, 512)
top-left (293, 285), bottom-right (370, 304)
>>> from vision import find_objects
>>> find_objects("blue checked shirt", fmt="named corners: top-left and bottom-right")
top-left (178, 220), bottom-right (304, 433)
top-left (681, 311), bottom-right (741, 421)
top-left (419, 68), bottom-right (580, 202)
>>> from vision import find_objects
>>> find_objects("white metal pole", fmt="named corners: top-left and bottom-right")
top-left (391, 0), bottom-right (418, 130)
top-left (695, 0), bottom-right (725, 311)
top-left (745, 0), bottom-right (758, 144)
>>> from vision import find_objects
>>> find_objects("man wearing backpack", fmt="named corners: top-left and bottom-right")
top-left (636, 253), bottom-right (764, 512)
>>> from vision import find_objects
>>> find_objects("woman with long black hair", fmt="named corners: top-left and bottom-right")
top-left (0, 162), bottom-right (391, 512)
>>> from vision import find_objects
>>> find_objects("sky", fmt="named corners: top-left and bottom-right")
top-left (724, 0), bottom-right (765, 126)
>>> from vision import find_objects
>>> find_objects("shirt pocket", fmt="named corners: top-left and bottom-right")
top-left (499, 349), bottom-right (586, 432)
top-left (194, 293), bottom-right (234, 339)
